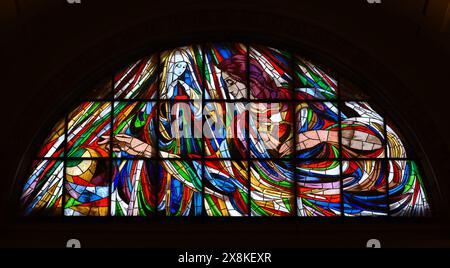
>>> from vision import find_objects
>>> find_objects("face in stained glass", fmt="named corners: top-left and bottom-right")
top-left (67, 102), bottom-right (111, 158)
top-left (160, 46), bottom-right (203, 100)
top-left (22, 43), bottom-right (430, 218)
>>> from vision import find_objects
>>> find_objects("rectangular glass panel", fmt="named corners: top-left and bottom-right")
top-left (159, 101), bottom-right (202, 158)
top-left (388, 160), bottom-right (430, 216)
top-left (294, 55), bottom-right (338, 100)
top-left (250, 102), bottom-right (293, 159)
top-left (249, 45), bottom-right (293, 100)
top-left (160, 46), bottom-right (203, 100)
top-left (114, 55), bottom-right (158, 99)
top-left (296, 102), bottom-right (339, 158)
top-left (341, 102), bottom-right (385, 159)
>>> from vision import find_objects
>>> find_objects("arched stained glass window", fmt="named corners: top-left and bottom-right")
top-left (20, 43), bottom-right (430, 217)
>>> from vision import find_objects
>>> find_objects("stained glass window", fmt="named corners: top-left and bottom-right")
top-left (112, 160), bottom-right (156, 216)
top-left (20, 43), bottom-right (431, 217)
